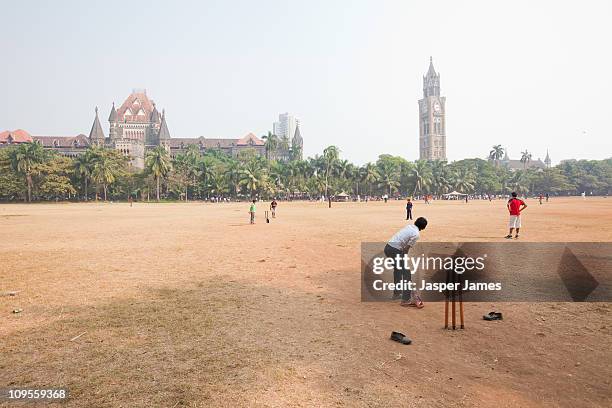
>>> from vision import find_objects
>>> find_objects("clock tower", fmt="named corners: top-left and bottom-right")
top-left (418, 57), bottom-right (447, 161)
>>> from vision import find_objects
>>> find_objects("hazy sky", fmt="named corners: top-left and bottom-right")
top-left (1, 0), bottom-right (610, 164)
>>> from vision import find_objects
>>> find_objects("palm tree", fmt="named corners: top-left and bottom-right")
top-left (520, 150), bottom-right (532, 170)
top-left (377, 161), bottom-right (400, 196)
top-left (240, 157), bottom-right (267, 198)
top-left (507, 170), bottom-right (530, 194)
top-left (172, 154), bottom-right (191, 201)
top-left (489, 145), bottom-right (504, 167)
top-left (207, 168), bottom-right (229, 198)
top-left (74, 150), bottom-right (94, 201)
top-left (279, 135), bottom-right (290, 161)
top-left (262, 132), bottom-right (279, 161)
top-left (453, 167), bottom-right (476, 193)
top-left (145, 146), bottom-right (172, 201)
top-left (91, 151), bottom-right (117, 201)
top-left (497, 166), bottom-right (511, 195)
top-left (268, 161), bottom-right (286, 197)
top-left (411, 160), bottom-right (432, 196)
top-left (10, 141), bottom-right (46, 202)
top-left (184, 144), bottom-right (202, 200)
top-left (226, 161), bottom-right (243, 197)
top-left (323, 146), bottom-right (340, 198)
top-left (360, 163), bottom-right (379, 196)
top-left (430, 160), bottom-right (452, 195)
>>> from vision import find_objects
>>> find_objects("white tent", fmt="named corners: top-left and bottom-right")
top-left (442, 191), bottom-right (468, 200)
top-left (335, 192), bottom-right (350, 202)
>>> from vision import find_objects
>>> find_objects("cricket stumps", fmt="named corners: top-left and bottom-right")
top-left (444, 269), bottom-right (465, 330)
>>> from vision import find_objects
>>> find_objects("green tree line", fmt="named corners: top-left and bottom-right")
top-left (0, 142), bottom-right (610, 202)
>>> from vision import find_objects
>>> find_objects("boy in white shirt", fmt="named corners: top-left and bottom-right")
top-left (384, 217), bottom-right (428, 308)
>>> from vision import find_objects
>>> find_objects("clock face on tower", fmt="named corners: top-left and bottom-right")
top-left (433, 102), bottom-right (441, 113)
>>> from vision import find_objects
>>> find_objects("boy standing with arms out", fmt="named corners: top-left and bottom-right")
top-left (506, 192), bottom-right (527, 239)
top-left (249, 199), bottom-right (256, 224)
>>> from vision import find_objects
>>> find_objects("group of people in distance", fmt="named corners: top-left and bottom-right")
top-left (387, 191), bottom-right (529, 309)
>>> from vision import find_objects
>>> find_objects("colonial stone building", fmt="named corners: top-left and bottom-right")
top-left (418, 57), bottom-right (447, 161)
top-left (168, 133), bottom-right (265, 159)
top-left (499, 150), bottom-right (551, 170)
top-left (0, 129), bottom-right (90, 157)
top-left (1, 90), bottom-right (267, 168)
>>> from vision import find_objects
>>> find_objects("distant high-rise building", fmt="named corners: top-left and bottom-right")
top-left (418, 57), bottom-right (447, 161)
top-left (273, 112), bottom-right (303, 161)
top-left (273, 113), bottom-right (300, 141)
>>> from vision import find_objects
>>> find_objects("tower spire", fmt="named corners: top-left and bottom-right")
top-left (108, 102), bottom-right (117, 122)
top-left (158, 109), bottom-right (171, 141)
top-left (419, 57), bottom-right (446, 161)
top-left (423, 56), bottom-right (440, 97)
top-left (89, 106), bottom-right (106, 144)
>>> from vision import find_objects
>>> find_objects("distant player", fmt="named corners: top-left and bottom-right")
top-left (505, 192), bottom-right (527, 239)
top-left (270, 199), bottom-right (278, 218)
top-left (249, 199), bottom-right (256, 224)
top-left (539, 194), bottom-right (543, 205)
top-left (384, 217), bottom-right (428, 308)
top-left (406, 198), bottom-right (413, 220)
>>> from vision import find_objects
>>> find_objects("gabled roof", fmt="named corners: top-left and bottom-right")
top-left (116, 90), bottom-right (155, 122)
top-left (89, 107), bottom-right (106, 140)
top-left (236, 132), bottom-right (264, 146)
top-left (158, 110), bottom-right (171, 140)
top-left (32, 134), bottom-right (90, 148)
top-left (168, 137), bottom-right (203, 148)
top-left (0, 129), bottom-right (33, 144)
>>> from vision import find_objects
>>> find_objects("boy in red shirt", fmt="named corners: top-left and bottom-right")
top-left (506, 192), bottom-right (527, 239)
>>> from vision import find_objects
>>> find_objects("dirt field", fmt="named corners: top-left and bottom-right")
top-left (1, 197), bottom-right (611, 407)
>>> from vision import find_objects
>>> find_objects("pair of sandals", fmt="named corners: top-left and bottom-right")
top-left (483, 312), bottom-right (503, 321)
top-left (505, 235), bottom-right (519, 239)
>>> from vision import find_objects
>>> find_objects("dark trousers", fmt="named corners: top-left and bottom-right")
top-left (406, 209), bottom-right (412, 220)
top-left (384, 244), bottom-right (411, 301)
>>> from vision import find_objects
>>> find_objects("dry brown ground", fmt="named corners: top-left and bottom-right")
top-left (1, 197), bottom-right (611, 407)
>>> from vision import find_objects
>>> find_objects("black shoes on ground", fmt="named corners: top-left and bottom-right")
top-left (390, 331), bottom-right (412, 345)
top-left (483, 312), bottom-right (503, 321)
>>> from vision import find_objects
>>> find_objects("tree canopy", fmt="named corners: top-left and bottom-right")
top-left (0, 143), bottom-right (609, 202)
